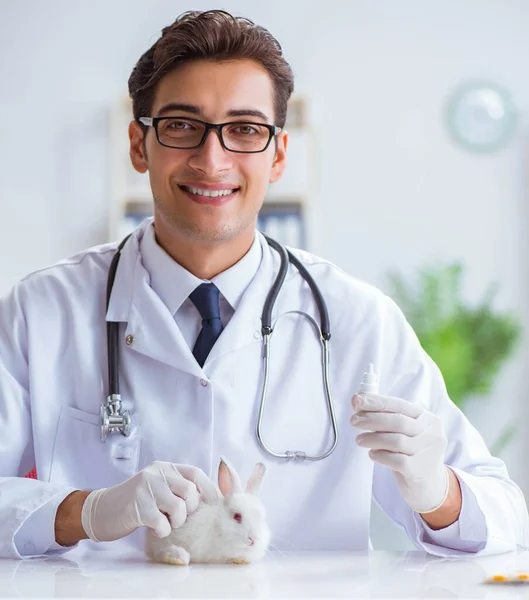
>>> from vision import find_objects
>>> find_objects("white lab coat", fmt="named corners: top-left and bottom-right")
top-left (0, 218), bottom-right (527, 559)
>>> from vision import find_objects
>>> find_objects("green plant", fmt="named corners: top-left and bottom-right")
top-left (386, 262), bottom-right (522, 454)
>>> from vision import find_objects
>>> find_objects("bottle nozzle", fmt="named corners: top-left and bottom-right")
top-left (359, 362), bottom-right (378, 394)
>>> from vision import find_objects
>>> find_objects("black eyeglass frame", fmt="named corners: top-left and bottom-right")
top-left (138, 116), bottom-right (282, 153)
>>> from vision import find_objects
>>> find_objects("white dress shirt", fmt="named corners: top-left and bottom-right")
top-left (140, 223), bottom-right (262, 351)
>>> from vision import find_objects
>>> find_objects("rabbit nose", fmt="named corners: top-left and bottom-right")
top-left (248, 536), bottom-right (255, 546)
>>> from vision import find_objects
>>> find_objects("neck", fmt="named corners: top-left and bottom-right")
top-left (153, 218), bottom-right (256, 280)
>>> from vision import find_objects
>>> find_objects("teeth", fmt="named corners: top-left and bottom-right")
top-left (184, 186), bottom-right (236, 198)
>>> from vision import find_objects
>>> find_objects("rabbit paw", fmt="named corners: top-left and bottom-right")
top-left (231, 557), bottom-right (251, 565)
top-left (158, 546), bottom-right (190, 566)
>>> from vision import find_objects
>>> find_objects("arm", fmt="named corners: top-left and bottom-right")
top-left (54, 491), bottom-right (91, 546)
top-left (0, 283), bottom-right (83, 558)
top-left (369, 295), bottom-right (529, 556)
top-left (1, 282), bottom-right (220, 556)
top-left (420, 468), bottom-right (461, 530)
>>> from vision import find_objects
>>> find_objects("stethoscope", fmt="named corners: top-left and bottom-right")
top-left (101, 233), bottom-right (338, 461)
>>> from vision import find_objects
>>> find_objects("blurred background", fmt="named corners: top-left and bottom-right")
top-left (1, 0), bottom-right (529, 550)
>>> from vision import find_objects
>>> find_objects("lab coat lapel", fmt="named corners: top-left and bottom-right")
top-left (105, 224), bottom-right (203, 378)
top-left (127, 275), bottom-right (204, 376)
top-left (205, 234), bottom-right (282, 365)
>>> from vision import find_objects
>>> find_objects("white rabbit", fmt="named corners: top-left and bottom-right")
top-left (145, 457), bottom-right (271, 565)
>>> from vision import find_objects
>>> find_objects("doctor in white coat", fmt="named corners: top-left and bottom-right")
top-left (1, 9), bottom-right (527, 561)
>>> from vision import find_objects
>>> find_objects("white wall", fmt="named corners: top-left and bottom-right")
top-left (1, 0), bottom-right (529, 550)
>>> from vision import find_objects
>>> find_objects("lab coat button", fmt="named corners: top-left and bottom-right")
top-left (200, 379), bottom-right (208, 387)
top-left (254, 330), bottom-right (261, 339)
top-left (125, 335), bottom-right (134, 345)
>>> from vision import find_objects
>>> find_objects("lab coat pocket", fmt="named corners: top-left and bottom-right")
top-left (49, 406), bottom-right (141, 490)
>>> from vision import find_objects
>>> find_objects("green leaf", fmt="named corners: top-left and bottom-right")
top-left (386, 262), bottom-right (522, 421)
top-left (420, 323), bottom-right (473, 407)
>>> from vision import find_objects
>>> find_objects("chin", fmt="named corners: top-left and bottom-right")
top-left (157, 205), bottom-right (254, 244)
top-left (177, 219), bottom-right (243, 243)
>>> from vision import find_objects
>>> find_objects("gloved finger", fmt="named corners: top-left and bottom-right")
top-left (155, 489), bottom-right (187, 529)
top-left (356, 431), bottom-right (422, 455)
top-left (171, 464), bottom-right (218, 504)
top-left (350, 411), bottom-right (423, 436)
top-left (352, 393), bottom-right (423, 418)
top-left (141, 507), bottom-right (172, 538)
top-left (367, 448), bottom-right (409, 474)
top-left (162, 469), bottom-right (201, 514)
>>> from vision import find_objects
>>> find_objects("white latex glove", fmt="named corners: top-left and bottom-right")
top-left (351, 392), bottom-right (450, 514)
top-left (80, 461), bottom-right (218, 542)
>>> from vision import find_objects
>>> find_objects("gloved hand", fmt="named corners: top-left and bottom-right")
top-left (80, 461), bottom-right (218, 542)
top-left (351, 392), bottom-right (450, 514)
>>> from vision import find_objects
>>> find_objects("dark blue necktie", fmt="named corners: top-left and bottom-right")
top-left (189, 283), bottom-right (224, 367)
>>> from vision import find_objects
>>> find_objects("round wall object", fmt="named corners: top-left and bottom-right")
top-left (445, 81), bottom-right (518, 153)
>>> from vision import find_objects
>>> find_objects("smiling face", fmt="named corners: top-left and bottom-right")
top-left (129, 59), bottom-right (288, 247)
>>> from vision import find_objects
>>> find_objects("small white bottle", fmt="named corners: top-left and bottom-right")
top-left (358, 363), bottom-right (379, 394)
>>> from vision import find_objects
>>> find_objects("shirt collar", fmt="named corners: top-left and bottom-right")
top-left (139, 223), bottom-right (263, 315)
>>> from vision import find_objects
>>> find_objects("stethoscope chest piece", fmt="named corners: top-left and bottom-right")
top-left (100, 394), bottom-right (131, 442)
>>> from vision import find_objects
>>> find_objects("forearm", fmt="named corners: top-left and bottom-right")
top-left (0, 477), bottom-right (79, 558)
top-left (54, 490), bottom-right (91, 546)
top-left (420, 467), bottom-right (462, 530)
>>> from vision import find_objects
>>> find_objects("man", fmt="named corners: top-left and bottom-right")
top-left (0, 10), bottom-right (526, 561)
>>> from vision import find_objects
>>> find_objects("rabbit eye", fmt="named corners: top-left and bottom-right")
top-left (233, 512), bottom-right (242, 523)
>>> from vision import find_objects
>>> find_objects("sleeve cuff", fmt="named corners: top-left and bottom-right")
top-left (412, 469), bottom-right (487, 555)
top-left (14, 491), bottom-right (79, 557)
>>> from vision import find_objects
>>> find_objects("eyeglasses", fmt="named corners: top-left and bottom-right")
top-left (139, 116), bottom-right (282, 153)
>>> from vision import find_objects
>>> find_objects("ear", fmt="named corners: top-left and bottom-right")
top-left (245, 462), bottom-right (266, 495)
top-left (218, 457), bottom-right (243, 496)
top-left (129, 120), bottom-right (149, 174)
top-left (269, 131), bottom-right (288, 184)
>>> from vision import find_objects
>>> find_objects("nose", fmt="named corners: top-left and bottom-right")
top-left (187, 128), bottom-right (233, 176)
top-left (248, 536), bottom-right (255, 546)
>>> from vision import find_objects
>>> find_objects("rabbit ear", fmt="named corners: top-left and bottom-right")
top-left (245, 462), bottom-right (266, 495)
top-left (218, 456), bottom-right (243, 496)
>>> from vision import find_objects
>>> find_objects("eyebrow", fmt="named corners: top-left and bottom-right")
top-left (156, 103), bottom-right (271, 123)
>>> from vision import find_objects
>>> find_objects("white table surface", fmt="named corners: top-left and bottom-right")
top-left (2, 547), bottom-right (529, 599)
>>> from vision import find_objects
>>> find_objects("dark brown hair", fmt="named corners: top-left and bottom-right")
top-left (128, 10), bottom-right (295, 127)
